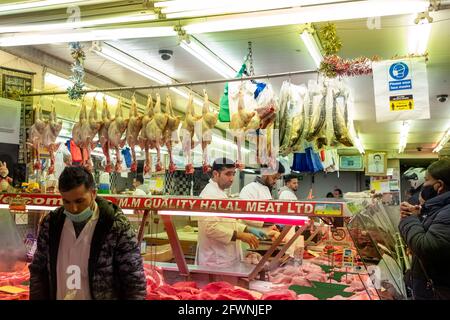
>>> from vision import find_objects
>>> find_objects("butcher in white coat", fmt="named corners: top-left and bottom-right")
top-left (196, 158), bottom-right (261, 268)
top-left (239, 161), bottom-right (286, 229)
top-left (278, 174), bottom-right (299, 200)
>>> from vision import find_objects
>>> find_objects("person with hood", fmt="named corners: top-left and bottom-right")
top-left (399, 159), bottom-right (450, 300)
top-left (196, 158), bottom-right (260, 268)
top-left (403, 167), bottom-right (426, 205)
top-left (278, 174), bottom-right (299, 200)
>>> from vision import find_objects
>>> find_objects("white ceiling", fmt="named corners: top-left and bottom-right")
top-left (2, 3), bottom-right (450, 156)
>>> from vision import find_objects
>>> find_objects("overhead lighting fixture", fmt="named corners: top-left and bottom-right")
top-left (352, 135), bottom-right (365, 155)
top-left (158, 0), bottom-right (336, 19)
top-left (91, 42), bottom-right (213, 108)
top-left (408, 13), bottom-right (432, 55)
top-left (300, 29), bottom-right (323, 68)
top-left (0, 12), bottom-right (156, 34)
top-left (159, 210), bottom-right (309, 222)
top-left (433, 126), bottom-right (450, 153)
top-left (92, 42), bottom-right (173, 84)
top-left (184, 0), bottom-right (429, 34)
top-left (399, 121), bottom-right (411, 153)
top-left (0, 0), bottom-right (100, 15)
top-left (0, 26), bottom-right (176, 47)
top-left (179, 36), bottom-right (237, 78)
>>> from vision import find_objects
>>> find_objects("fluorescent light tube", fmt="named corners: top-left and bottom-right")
top-left (180, 37), bottom-right (237, 78)
top-left (398, 121), bottom-right (411, 153)
top-left (159, 210), bottom-right (309, 221)
top-left (433, 126), bottom-right (450, 153)
top-left (184, 0), bottom-right (429, 34)
top-left (92, 42), bottom-right (173, 84)
top-left (300, 30), bottom-right (323, 68)
top-left (0, 27), bottom-right (176, 46)
top-left (0, 13), bottom-right (156, 34)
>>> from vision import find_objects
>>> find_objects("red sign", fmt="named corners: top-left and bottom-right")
top-left (0, 193), bottom-right (343, 217)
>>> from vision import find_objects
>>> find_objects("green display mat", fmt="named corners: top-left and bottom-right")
top-left (289, 281), bottom-right (355, 300)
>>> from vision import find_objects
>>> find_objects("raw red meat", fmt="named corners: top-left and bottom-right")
top-left (143, 264), bottom-right (165, 291)
top-left (215, 293), bottom-right (241, 300)
top-left (196, 292), bottom-right (218, 300)
top-left (218, 288), bottom-right (256, 300)
top-left (297, 294), bottom-right (319, 300)
top-left (202, 281), bottom-right (234, 294)
top-left (172, 281), bottom-right (198, 289)
top-left (261, 289), bottom-right (297, 300)
top-left (270, 274), bottom-right (292, 284)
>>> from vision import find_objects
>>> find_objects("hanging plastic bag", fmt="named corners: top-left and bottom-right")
top-left (305, 146), bottom-right (324, 173)
top-left (333, 81), bottom-right (354, 147)
top-left (0, 210), bottom-right (27, 272)
top-left (291, 152), bottom-right (309, 173)
top-left (324, 80), bottom-right (335, 146)
top-left (218, 64), bottom-right (247, 123)
top-left (305, 79), bottom-right (326, 142)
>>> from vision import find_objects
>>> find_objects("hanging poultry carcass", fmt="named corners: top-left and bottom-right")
top-left (229, 91), bottom-right (256, 170)
top-left (144, 93), bottom-right (168, 172)
top-left (108, 97), bottom-right (129, 172)
top-left (181, 93), bottom-right (202, 174)
top-left (163, 94), bottom-right (181, 173)
top-left (196, 90), bottom-right (218, 173)
top-left (139, 94), bottom-right (155, 175)
top-left (42, 101), bottom-right (62, 174)
top-left (126, 95), bottom-right (143, 172)
top-left (99, 96), bottom-right (113, 173)
top-left (80, 98), bottom-right (102, 171)
top-left (71, 99), bottom-right (87, 166)
top-left (28, 101), bottom-right (47, 171)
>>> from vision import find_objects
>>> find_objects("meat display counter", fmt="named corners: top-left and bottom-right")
top-left (0, 192), bottom-right (406, 300)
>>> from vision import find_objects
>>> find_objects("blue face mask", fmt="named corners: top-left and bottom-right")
top-left (64, 205), bottom-right (93, 223)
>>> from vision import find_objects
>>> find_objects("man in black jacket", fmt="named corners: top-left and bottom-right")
top-left (29, 166), bottom-right (146, 300)
top-left (399, 159), bottom-right (450, 300)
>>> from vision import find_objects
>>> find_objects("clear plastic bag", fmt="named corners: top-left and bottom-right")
top-left (0, 210), bottom-right (27, 272)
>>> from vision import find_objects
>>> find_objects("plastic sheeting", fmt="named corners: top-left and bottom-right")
top-left (0, 210), bottom-right (27, 272)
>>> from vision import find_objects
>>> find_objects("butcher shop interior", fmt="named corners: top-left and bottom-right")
top-left (0, 0), bottom-right (449, 301)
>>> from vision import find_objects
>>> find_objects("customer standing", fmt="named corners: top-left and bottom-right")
top-left (399, 159), bottom-right (450, 299)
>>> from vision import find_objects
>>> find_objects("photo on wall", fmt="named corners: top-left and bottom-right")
top-left (365, 152), bottom-right (387, 176)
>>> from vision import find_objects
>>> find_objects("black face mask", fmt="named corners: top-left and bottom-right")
top-left (420, 185), bottom-right (438, 201)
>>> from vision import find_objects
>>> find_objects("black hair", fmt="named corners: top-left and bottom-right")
top-left (334, 188), bottom-right (343, 196)
top-left (212, 157), bottom-right (235, 172)
top-left (261, 161), bottom-right (285, 175)
top-left (135, 175), bottom-right (144, 185)
top-left (373, 154), bottom-right (382, 160)
top-left (326, 192), bottom-right (334, 198)
top-left (284, 174), bottom-right (298, 184)
top-left (58, 166), bottom-right (95, 192)
top-left (427, 159), bottom-right (450, 188)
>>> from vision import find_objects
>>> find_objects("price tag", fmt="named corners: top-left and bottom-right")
top-left (342, 248), bottom-right (354, 267)
top-left (15, 213), bottom-right (28, 225)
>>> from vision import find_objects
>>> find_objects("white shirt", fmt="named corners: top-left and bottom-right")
top-left (56, 203), bottom-right (99, 300)
top-left (196, 179), bottom-right (247, 268)
top-left (239, 180), bottom-right (273, 227)
top-left (279, 188), bottom-right (298, 200)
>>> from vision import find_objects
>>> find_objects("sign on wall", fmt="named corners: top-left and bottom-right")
top-left (372, 57), bottom-right (430, 122)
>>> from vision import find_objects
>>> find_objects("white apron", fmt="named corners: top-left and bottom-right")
top-left (56, 204), bottom-right (99, 300)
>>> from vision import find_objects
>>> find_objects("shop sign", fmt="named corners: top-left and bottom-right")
top-left (372, 57), bottom-right (429, 122)
top-left (0, 193), bottom-right (343, 217)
